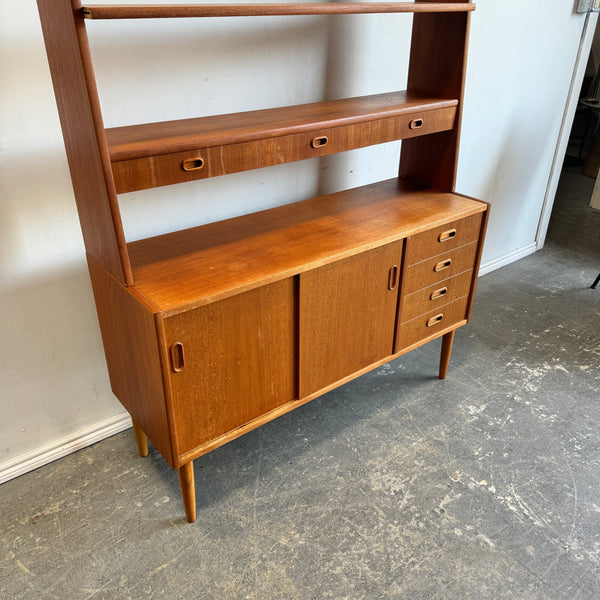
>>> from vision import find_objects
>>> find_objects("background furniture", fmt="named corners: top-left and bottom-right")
top-left (37, 0), bottom-right (487, 522)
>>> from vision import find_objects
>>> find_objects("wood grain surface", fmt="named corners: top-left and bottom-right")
top-left (164, 279), bottom-right (296, 455)
top-left (299, 241), bottom-right (403, 396)
top-left (83, 3), bottom-right (476, 19)
top-left (400, 4), bottom-right (471, 191)
top-left (127, 179), bottom-right (487, 314)
top-left (87, 255), bottom-right (174, 466)
top-left (395, 296), bottom-right (468, 352)
top-left (402, 240), bottom-right (478, 294)
top-left (404, 212), bottom-right (482, 265)
top-left (112, 106), bottom-right (456, 193)
top-left (106, 92), bottom-right (458, 161)
top-left (399, 268), bottom-right (473, 324)
top-left (37, 0), bottom-right (131, 283)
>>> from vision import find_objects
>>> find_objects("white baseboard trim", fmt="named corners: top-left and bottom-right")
top-left (0, 411), bottom-right (131, 485)
top-left (0, 242), bottom-right (538, 486)
top-left (478, 242), bottom-right (538, 277)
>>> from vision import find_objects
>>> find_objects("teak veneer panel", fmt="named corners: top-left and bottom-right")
top-left (399, 269), bottom-right (473, 324)
top-left (403, 241), bottom-right (478, 294)
top-left (127, 178), bottom-right (487, 314)
top-left (87, 255), bottom-right (174, 465)
top-left (299, 241), bottom-right (403, 397)
top-left (37, 0), bottom-right (131, 284)
top-left (113, 106), bottom-right (457, 193)
top-left (404, 212), bottom-right (482, 265)
top-left (82, 3), bottom-right (476, 19)
top-left (400, 4), bottom-right (471, 190)
top-left (396, 296), bottom-right (469, 352)
top-left (164, 278), bottom-right (296, 455)
top-left (106, 92), bottom-right (458, 161)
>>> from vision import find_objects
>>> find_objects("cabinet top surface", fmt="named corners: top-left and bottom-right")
top-left (127, 178), bottom-right (486, 315)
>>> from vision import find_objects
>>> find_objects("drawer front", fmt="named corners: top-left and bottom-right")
top-left (405, 212), bottom-right (483, 266)
top-left (113, 107), bottom-right (456, 193)
top-left (396, 297), bottom-right (469, 351)
top-left (399, 269), bottom-right (473, 324)
top-left (112, 140), bottom-right (261, 194)
top-left (403, 241), bottom-right (478, 294)
top-left (261, 107), bottom-right (457, 166)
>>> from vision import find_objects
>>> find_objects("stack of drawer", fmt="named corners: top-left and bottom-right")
top-left (396, 213), bottom-right (484, 350)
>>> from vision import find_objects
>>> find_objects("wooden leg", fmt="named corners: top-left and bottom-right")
top-left (439, 330), bottom-right (455, 380)
top-left (131, 418), bottom-right (148, 457)
top-left (178, 461), bottom-right (196, 523)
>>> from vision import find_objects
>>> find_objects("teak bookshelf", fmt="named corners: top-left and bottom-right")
top-left (37, 0), bottom-right (487, 522)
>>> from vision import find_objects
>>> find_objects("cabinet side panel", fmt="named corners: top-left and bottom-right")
top-left (465, 204), bottom-right (490, 320)
top-left (37, 0), bottom-right (131, 284)
top-left (299, 241), bottom-right (403, 397)
top-left (165, 279), bottom-right (297, 456)
top-left (87, 255), bottom-right (173, 466)
top-left (400, 9), bottom-right (470, 190)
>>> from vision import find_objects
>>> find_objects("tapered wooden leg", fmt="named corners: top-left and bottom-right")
top-left (178, 461), bottom-right (196, 523)
top-left (439, 330), bottom-right (455, 380)
top-left (131, 418), bottom-right (148, 457)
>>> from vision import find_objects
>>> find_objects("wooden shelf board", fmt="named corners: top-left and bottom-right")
top-left (83, 3), bottom-right (475, 20)
top-left (106, 92), bottom-right (458, 161)
top-left (127, 177), bottom-right (486, 315)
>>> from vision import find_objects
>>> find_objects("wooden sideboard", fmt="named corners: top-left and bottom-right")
top-left (37, 0), bottom-right (487, 522)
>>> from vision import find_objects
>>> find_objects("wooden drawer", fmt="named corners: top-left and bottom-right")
top-left (112, 140), bottom-right (261, 194)
top-left (112, 107), bottom-right (456, 193)
top-left (399, 269), bottom-right (473, 324)
top-left (396, 296), bottom-right (469, 351)
top-left (261, 106), bottom-right (457, 166)
top-left (405, 212), bottom-right (483, 265)
top-left (403, 241), bottom-right (478, 294)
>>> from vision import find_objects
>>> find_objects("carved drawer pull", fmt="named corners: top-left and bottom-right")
top-left (311, 136), bottom-right (329, 149)
top-left (181, 157), bottom-right (205, 171)
top-left (434, 258), bottom-right (452, 272)
top-left (439, 228), bottom-right (457, 242)
top-left (170, 342), bottom-right (185, 373)
top-left (388, 265), bottom-right (399, 290)
top-left (430, 286), bottom-right (448, 301)
top-left (427, 314), bottom-right (444, 327)
top-left (409, 118), bottom-right (424, 129)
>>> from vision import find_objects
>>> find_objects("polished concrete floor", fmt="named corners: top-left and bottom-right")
top-left (1, 167), bottom-right (599, 599)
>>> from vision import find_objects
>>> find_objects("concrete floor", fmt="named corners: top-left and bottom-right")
top-left (1, 167), bottom-right (599, 599)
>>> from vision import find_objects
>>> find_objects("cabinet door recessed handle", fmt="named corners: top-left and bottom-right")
top-left (427, 314), bottom-right (444, 327)
top-left (181, 157), bottom-right (205, 171)
top-left (434, 258), bottom-right (452, 272)
top-left (170, 342), bottom-right (185, 373)
top-left (388, 264), bottom-right (399, 290)
top-left (311, 136), bottom-right (328, 149)
top-left (430, 286), bottom-right (448, 301)
top-left (409, 118), bottom-right (424, 130)
top-left (439, 228), bottom-right (457, 242)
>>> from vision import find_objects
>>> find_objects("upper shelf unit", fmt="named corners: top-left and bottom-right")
top-left (38, 0), bottom-right (472, 286)
top-left (82, 3), bottom-right (475, 19)
top-left (107, 92), bottom-right (459, 193)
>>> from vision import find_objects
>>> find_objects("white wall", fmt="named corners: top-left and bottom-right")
top-left (0, 0), bottom-right (590, 482)
top-left (457, 1), bottom-right (591, 271)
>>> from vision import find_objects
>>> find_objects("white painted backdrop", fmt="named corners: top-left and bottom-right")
top-left (0, 0), bottom-right (593, 482)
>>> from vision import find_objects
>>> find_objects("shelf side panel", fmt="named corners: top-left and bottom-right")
top-left (37, 0), bottom-right (132, 284)
top-left (400, 4), bottom-right (471, 191)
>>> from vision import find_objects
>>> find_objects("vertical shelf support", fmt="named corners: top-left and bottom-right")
top-left (399, 0), bottom-right (471, 191)
top-left (37, 0), bottom-right (133, 284)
